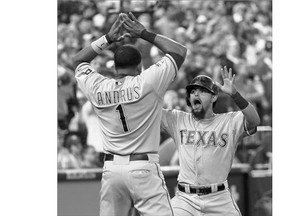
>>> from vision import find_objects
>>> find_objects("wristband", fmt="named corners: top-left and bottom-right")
top-left (105, 34), bottom-right (113, 44)
top-left (231, 91), bottom-right (249, 110)
top-left (140, 29), bottom-right (157, 43)
top-left (91, 35), bottom-right (110, 54)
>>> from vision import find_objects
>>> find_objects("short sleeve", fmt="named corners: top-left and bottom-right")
top-left (141, 54), bottom-right (178, 98)
top-left (74, 62), bottom-right (106, 100)
top-left (230, 111), bottom-right (256, 141)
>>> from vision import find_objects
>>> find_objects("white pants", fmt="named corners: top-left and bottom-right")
top-left (100, 154), bottom-right (174, 216)
top-left (172, 188), bottom-right (242, 216)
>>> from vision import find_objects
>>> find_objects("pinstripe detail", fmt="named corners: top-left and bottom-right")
top-left (166, 54), bottom-right (178, 73)
top-left (228, 189), bottom-right (242, 216)
top-left (243, 117), bottom-right (257, 136)
top-left (75, 62), bottom-right (89, 72)
top-left (155, 164), bottom-right (175, 216)
top-left (243, 118), bottom-right (250, 136)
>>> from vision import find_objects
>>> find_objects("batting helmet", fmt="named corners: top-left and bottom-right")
top-left (185, 75), bottom-right (218, 107)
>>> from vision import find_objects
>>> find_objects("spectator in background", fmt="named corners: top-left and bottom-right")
top-left (80, 100), bottom-right (105, 166)
top-left (249, 131), bottom-right (272, 170)
top-left (82, 145), bottom-right (102, 168)
top-left (58, 132), bottom-right (84, 169)
top-left (154, 4), bottom-right (180, 40)
top-left (57, 64), bottom-right (78, 130)
top-left (254, 39), bottom-right (272, 125)
top-left (68, 89), bottom-right (88, 145)
top-left (253, 11), bottom-right (272, 37)
top-left (235, 63), bottom-right (267, 121)
top-left (57, 127), bottom-right (68, 156)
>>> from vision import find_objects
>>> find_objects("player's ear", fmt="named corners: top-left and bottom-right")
top-left (212, 94), bottom-right (218, 104)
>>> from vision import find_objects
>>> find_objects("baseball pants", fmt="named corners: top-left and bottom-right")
top-left (100, 154), bottom-right (174, 216)
top-left (171, 188), bottom-right (242, 216)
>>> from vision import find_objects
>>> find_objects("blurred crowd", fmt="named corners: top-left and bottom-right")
top-left (57, 0), bottom-right (272, 170)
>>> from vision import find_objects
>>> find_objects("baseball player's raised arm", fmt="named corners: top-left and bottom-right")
top-left (122, 12), bottom-right (187, 70)
top-left (151, 34), bottom-right (187, 70)
top-left (216, 67), bottom-right (261, 132)
top-left (72, 16), bottom-right (127, 70)
top-left (241, 102), bottom-right (261, 131)
top-left (72, 45), bottom-right (100, 70)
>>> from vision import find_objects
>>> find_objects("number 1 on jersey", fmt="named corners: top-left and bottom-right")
top-left (116, 104), bottom-right (129, 132)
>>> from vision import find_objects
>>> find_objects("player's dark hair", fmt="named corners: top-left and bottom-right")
top-left (186, 90), bottom-right (192, 107)
top-left (114, 44), bottom-right (142, 69)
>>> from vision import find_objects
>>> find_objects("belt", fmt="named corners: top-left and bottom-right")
top-left (104, 153), bottom-right (149, 161)
top-left (178, 183), bottom-right (226, 195)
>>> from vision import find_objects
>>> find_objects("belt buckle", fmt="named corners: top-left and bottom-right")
top-left (198, 187), bottom-right (209, 195)
top-left (195, 188), bottom-right (200, 194)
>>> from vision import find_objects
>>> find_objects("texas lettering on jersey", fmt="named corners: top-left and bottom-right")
top-left (96, 86), bottom-right (141, 106)
top-left (179, 129), bottom-right (228, 147)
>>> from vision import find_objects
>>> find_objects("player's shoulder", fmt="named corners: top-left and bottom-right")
top-left (215, 111), bottom-right (244, 120)
top-left (155, 54), bottom-right (176, 68)
top-left (74, 62), bottom-right (100, 79)
top-left (226, 111), bottom-right (243, 117)
top-left (163, 108), bottom-right (188, 118)
top-left (142, 54), bottom-right (176, 73)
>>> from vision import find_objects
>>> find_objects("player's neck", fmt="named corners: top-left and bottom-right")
top-left (194, 109), bottom-right (215, 121)
top-left (204, 108), bottom-right (215, 119)
top-left (116, 67), bottom-right (139, 78)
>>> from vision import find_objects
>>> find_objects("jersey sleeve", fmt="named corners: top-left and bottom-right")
top-left (74, 62), bottom-right (106, 102)
top-left (141, 54), bottom-right (178, 98)
top-left (230, 111), bottom-right (257, 143)
top-left (161, 109), bottom-right (180, 146)
top-left (243, 117), bottom-right (258, 136)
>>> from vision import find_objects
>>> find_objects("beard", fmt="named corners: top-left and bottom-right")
top-left (191, 104), bottom-right (206, 119)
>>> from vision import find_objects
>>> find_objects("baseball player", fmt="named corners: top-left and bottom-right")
top-left (161, 67), bottom-right (261, 216)
top-left (72, 13), bottom-right (187, 216)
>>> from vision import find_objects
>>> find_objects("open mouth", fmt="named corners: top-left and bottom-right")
top-left (193, 99), bottom-right (202, 105)
top-left (192, 98), bottom-right (202, 110)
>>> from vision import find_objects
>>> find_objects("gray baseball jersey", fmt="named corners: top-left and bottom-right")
top-left (75, 54), bottom-right (177, 155)
top-left (161, 109), bottom-right (256, 185)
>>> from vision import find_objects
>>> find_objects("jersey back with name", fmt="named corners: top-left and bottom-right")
top-left (75, 54), bottom-right (177, 155)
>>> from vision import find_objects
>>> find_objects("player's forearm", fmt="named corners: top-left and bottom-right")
top-left (141, 30), bottom-right (187, 69)
top-left (72, 46), bottom-right (97, 70)
top-left (72, 35), bottom-right (112, 70)
top-left (152, 34), bottom-right (187, 57)
top-left (231, 91), bottom-right (261, 128)
top-left (241, 103), bottom-right (261, 128)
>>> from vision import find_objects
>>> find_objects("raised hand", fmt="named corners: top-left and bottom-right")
top-left (120, 12), bottom-right (146, 38)
top-left (107, 15), bottom-right (131, 42)
top-left (215, 66), bottom-right (237, 96)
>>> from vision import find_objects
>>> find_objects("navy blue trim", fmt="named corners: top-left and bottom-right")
top-left (166, 54), bottom-right (178, 73)
top-left (155, 164), bottom-right (175, 216)
top-left (228, 188), bottom-right (242, 216)
top-left (243, 117), bottom-right (257, 136)
top-left (167, 52), bottom-right (185, 71)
